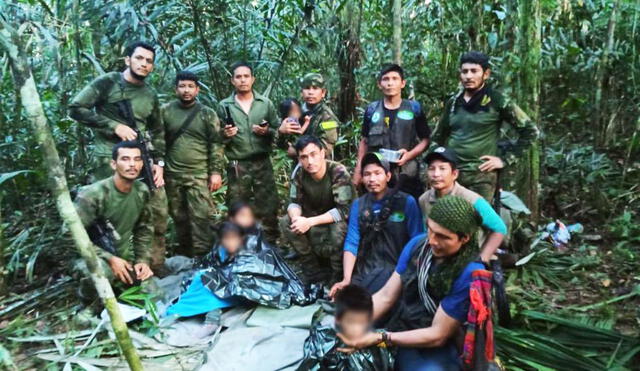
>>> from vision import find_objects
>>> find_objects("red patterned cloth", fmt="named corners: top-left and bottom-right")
top-left (462, 269), bottom-right (496, 370)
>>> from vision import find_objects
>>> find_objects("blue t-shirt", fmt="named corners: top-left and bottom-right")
top-left (395, 233), bottom-right (484, 322)
top-left (472, 198), bottom-right (507, 235)
top-left (343, 195), bottom-right (424, 256)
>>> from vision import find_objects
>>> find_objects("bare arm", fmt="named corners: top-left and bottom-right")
top-left (372, 272), bottom-right (403, 321)
top-left (386, 305), bottom-right (460, 348)
top-left (480, 232), bottom-right (504, 262)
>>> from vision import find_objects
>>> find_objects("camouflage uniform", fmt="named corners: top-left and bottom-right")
top-left (217, 90), bottom-right (281, 243)
top-left (69, 71), bottom-right (168, 271)
top-left (73, 177), bottom-right (153, 294)
top-left (280, 160), bottom-right (355, 283)
top-left (278, 73), bottom-right (340, 158)
top-left (162, 100), bottom-right (224, 257)
top-left (432, 86), bottom-right (539, 201)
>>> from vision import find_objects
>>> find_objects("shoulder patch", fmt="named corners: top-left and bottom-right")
top-left (320, 121), bottom-right (338, 130)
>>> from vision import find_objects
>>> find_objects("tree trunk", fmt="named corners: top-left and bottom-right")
top-left (0, 21), bottom-right (143, 371)
top-left (515, 0), bottom-right (541, 222)
top-left (594, 0), bottom-right (620, 147)
top-left (392, 0), bottom-right (402, 64)
top-left (337, 0), bottom-right (362, 122)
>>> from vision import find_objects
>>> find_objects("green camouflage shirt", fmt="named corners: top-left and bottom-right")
top-left (289, 160), bottom-right (354, 221)
top-left (302, 101), bottom-right (340, 157)
top-left (432, 86), bottom-right (539, 172)
top-left (69, 72), bottom-right (164, 160)
top-left (162, 100), bottom-right (224, 176)
top-left (217, 91), bottom-right (280, 160)
top-left (74, 177), bottom-right (153, 264)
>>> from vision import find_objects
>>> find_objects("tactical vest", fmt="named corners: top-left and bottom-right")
top-left (355, 191), bottom-right (410, 277)
top-left (366, 99), bottom-right (418, 152)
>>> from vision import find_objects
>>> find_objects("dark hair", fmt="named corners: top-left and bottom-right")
top-left (112, 141), bottom-right (142, 160)
top-left (175, 70), bottom-right (199, 86)
top-left (294, 135), bottom-right (324, 154)
top-left (217, 221), bottom-right (244, 239)
top-left (230, 61), bottom-right (253, 76)
top-left (378, 63), bottom-right (404, 81)
top-left (335, 284), bottom-right (373, 319)
top-left (125, 41), bottom-right (155, 61)
top-left (279, 98), bottom-right (302, 118)
top-left (228, 201), bottom-right (252, 218)
top-left (460, 51), bottom-right (490, 70)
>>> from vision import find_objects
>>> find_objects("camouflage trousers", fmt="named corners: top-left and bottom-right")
top-left (226, 157), bottom-right (279, 243)
top-left (89, 156), bottom-right (169, 271)
top-left (458, 169), bottom-right (498, 202)
top-left (165, 174), bottom-right (216, 258)
top-left (279, 215), bottom-right (346, 284)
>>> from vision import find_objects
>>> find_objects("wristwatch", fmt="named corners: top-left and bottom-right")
top-left (156, 160), bottom-right (165, 167)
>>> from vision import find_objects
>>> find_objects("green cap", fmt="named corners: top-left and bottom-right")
top-left (429, 195), bottom-right (481, 237)
top-left (301, 73), bottom-right (325, 88)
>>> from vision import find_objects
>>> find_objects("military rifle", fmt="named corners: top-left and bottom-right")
top-left (86, 218), bottom-right (120, 256)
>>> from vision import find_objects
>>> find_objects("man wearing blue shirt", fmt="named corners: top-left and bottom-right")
top-left (419, 146), bottom-right (506, 262)
top-left (336, 196), bottom-right (486, 370)
top-left (330, 152), bottom-right (424, 297)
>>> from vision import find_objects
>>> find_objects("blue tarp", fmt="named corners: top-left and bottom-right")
top-left (166, 270), bottom-right (236, 318)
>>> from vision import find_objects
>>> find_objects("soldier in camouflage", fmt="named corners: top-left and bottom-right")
top-left (280, 136), bottom-right (355, 284)
top-left (74, 142), bottom-right (154, 290)
top-left (69, 41), bottom-right (169, 273)
top-left (431, 51), bottom-right (539, 201)
top-left (217, 62), bottom-right (281, 244)
top-left (162, 71), bottom-right (224, 257)
top-left (278, 73), bottom-right (340, 159)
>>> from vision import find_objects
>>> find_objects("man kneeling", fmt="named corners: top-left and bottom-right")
top-left (74, 141), bottom-right (154, 297)
top-left (280, 135), bottom-right (355, 284)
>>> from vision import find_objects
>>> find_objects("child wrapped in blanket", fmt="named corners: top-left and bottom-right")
top-left (298, 284), bottom-right (394, 370)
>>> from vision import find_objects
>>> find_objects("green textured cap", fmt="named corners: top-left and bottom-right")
top-left (301, 73), bottom-right (325, 88)
top-left (429, 195), bottom-right (480, 236)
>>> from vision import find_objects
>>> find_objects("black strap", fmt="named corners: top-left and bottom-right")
top-left (166, 103), bottom-right (202, 150)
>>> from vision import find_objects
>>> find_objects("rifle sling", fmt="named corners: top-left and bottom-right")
top-left (166, 103), bottom-right (202, 151)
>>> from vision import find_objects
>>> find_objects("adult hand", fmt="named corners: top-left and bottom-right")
top-left (478, 155), bottom-right (504, 172)
top-left (396, 148), bottom-right (409, 166)
top-left (115, 124), bottom-right (138, 141)
top-left (290, 216), bottom-right (312, 234)
top-left (336, 332), bottom-right (382, 353)
top-left (223, 125), bottom-right (238, 138)
top-left (134, 262), bottom-right (154, 281)
top-left (108, 256), bottom-right (134, 285)
top-left (278, 118), bottom-right (302, 135)
top-left (329, 279), bottom-right (350, 299)
top-left (208, 173), bottom-right (222, 192)
top-left (252, 124), bottom-right (269, 136)
top-left (152, 164), bottom-right (165, 187)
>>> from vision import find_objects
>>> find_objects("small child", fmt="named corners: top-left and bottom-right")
top-left (298, 284), bottom-right (394, 370)
top-left (228, 201), bottom-right (260, 237)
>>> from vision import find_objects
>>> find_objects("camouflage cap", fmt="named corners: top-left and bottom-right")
top-left (300, 73), bottom-right (325, 88)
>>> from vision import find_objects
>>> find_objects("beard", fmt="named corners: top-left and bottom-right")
top-left (130, 68), bottom-right (148, 81)
top-left (179, 97), bottom-right (196, 105)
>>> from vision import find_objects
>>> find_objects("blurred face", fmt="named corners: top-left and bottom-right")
top-left (459, 63), bottom-right (490, 91)
top-left (288, 102), bottom-right (302, 120)
top-left (231, 66), bottom-right (255, 93)
top-left (221, 232), bottom-right (243, 255)
top-left (377, 71), bottom-right (406, 97)
top-left (231, 207), bottom-right (255, 229)
top-left (427, 219), bottom-right (469, 258)
top-left (176, 79), bottom-right (199, 104)
top-left (125, 47), bottom-right (155, 80)
top-left (302, 85), bottom-right (326, 105)
top-left (298, 143), bottom-right (326, 175)
top-left (111, 147), bottom-right (143, 181)
top-left (362, 163), bottom-right (390, 195)
top-left (336, 310), bottom-right (371, 340)
top-left (427, 159), bottom-right (458, 191)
